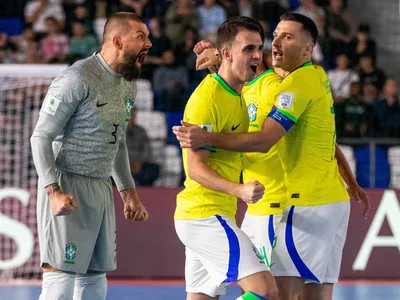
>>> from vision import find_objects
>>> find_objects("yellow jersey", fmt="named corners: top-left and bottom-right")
top-left (242, 69), bottom-right (286, 216)
top-left (268, 62), bottom-right (349, 206)
top-left (175, 73), bottom-right (249, 220)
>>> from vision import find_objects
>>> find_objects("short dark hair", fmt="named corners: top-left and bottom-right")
top-left (280, 12), bottom-right (318, 44)
top-left (103, 12), bottom-right (145, 43)
top-left (217, 16), bottom-right (264, 51)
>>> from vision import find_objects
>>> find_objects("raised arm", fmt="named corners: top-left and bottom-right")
top-left (174, 77), bottom-right (308, 153)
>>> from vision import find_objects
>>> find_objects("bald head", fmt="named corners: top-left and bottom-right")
top-left (102, 12), bottom-right (145, 44)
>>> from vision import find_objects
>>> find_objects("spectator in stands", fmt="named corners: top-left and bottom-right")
top-left (119, 0), bottom-right (156, 20)
top-left (294, 0), bottom-right (325, 37)
top-left (327, 54), bottom-right (359, 101)
top-left (126, 109), bottom-right (160, 186)
top-left (93, 0), bottom-right (108, 43)
top-left (358, 54), bottom-right (386, 91)
top-left (70, 21), bottom-right (98, 59)
top-left (141, 17), bottom-right (171, 80)
top-left (0, 33), bottom-right (13, 64)
top-left (335, 82), bottom-right (372, 138)
top-left (153, 50), bottom-right (189, 111)
top-left (362, 82), bottom-right (379, 104)
top-left (24, 0), bottom-right (65, 38)
top-left (324, 0), bottom-right (352, 66)
top-left (374, 78), bottom-right (400, 138)
top-left (63, 1), bottom-right (92, 36)
top-left (218, 0), bottom-right (240, 18)
top-left (41, 16), bottom-right (69, 63)
top-left (258, 0), bottom-right (288, 24)
top-left (71, 5), bottom-right (94, 35)
top-left (347, 23), bottom-right (377, 68)
top-left (174, 27), bottom-right (206, 84)
top-left (237, 0), bottom-right (259, 18)
top-left (259, 21), bottom-right (272, 51)
top-left (10, 26), bottom-right (41, 63)
top-left (198, 0), bottom-right (227, 43)
top-left (165, 0), bottom-right (198, 47)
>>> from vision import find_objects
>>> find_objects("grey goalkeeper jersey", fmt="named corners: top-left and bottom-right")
top-left (31, 53), bottom-right (136, 190)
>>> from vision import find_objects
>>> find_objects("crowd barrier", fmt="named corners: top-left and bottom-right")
top-left (1, 187), bottom-right (399, 280)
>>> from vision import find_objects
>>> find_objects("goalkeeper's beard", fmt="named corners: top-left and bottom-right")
top-left (119, 51), bottom-right (142, 82)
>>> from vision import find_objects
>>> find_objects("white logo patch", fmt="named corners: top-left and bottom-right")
top-left (43, 94), bottom-right (61, 116)
top-left (277, 92), bottom-right (294, 110)
top-left (199, 124), bottom-right (213, 132)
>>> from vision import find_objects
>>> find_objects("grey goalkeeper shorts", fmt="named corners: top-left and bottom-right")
top-left (37, 170), bottom-right (117, 274)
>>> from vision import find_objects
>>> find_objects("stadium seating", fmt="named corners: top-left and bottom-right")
top-left (134, 79), bottom-right (154, 111)
top-left (154, 144), bottom-right (183, 187)
top-left (338, 144), bottom-right (356, 177)
top-left (388, 146), bottom-right (400, 189)
top-left (134, 110), bottom-right (167, 141)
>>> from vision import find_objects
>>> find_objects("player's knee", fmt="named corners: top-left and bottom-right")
top-left (240, 272), bottom-right (278, 299)
top-left (40, 271), bottom-right (75, 300)
top-left (73, 272), bottom-right (107, 300)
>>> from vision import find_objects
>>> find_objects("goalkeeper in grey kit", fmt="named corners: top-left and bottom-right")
top-left (30, 12), bottom-right (151, 300)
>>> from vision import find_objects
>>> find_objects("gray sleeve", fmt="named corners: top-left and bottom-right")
top-left (30, 70), bottom-right (87, 187)
top-left (112, 136), bottom-right (136, 191)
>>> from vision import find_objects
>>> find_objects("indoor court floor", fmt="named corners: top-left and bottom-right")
top-left (1, 280), bottom-right (399, 300)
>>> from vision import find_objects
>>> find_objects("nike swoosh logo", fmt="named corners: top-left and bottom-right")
top-left (232, 123), bottom-right (241, 131)
top-left (97, 102), bottom-right (108, 107)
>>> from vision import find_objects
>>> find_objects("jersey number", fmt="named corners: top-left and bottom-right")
top-left (109, 124), bottom-right (119, 144)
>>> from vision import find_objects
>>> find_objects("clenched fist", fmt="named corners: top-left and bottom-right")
top-left (120, 188), bottom-right (148, 222)
top-left (124, 200), bottom-right (148, 222)
top-left (236, 180), bottom-right (265, 204)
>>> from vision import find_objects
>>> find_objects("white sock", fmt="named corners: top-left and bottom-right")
top-left (73, 273), bottom-right (107, 300)
top-left (39, 271), bottom-right (75, 300)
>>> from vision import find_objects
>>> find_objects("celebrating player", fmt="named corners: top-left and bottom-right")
top-left (174, 16), bottom-right (278, 300)
top-left (191, 39), bottom-right (368, 281)
top-left (30, 12), bottom-right (150, 300)
top-left (173, 13), bottom-right (369, 300)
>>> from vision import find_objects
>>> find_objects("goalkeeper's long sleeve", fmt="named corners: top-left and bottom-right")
top-left (112, 137), bottom-right (136, 192)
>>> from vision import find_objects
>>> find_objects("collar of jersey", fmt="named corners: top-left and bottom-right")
top-left (94, 52), bottom-right (122, 78)
top-left (280, 61), bottom-right (313, 83)
top-left (212, 73), bottom-right (239, 96)
top-left (245, 68), bottom-right (275, 86)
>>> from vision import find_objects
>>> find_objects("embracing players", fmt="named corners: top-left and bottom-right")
top-left (174, 16), bottom-right (278, 300)
top-left (174, 13), bottom-right (369, 300)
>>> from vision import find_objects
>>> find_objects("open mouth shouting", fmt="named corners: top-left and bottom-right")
top-left (272, 49), bottom-right (283, 60)
top-left (136, 50), bottom-right (148, 67)
top-left (250, 63), bottom-right (258, 73)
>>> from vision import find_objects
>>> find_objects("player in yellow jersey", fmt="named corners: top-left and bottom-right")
top-left (191, 44), bottom-right (366, 279)
top-left (173, 13), bottom-right (369, 300)
top-left (174, 16), bottom-right (278, 300)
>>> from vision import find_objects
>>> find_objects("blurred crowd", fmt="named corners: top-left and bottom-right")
top-left (0, 0), bottom-right (399, 186)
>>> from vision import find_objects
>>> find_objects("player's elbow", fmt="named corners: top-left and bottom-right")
top-left (255, 140), bottom-right (272, 153)
top-left (187, 161), bottom-right (205, 182)
top-left (187, 164), bottom-right (198, 181)
top-left (259, 143), bottom-right (272, 153)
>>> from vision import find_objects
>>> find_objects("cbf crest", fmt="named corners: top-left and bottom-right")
top-left (65, 242), bottom-right (77, 264)
top-left (124, 96), bottom-right (135, 122)
top-left (248, 103), bottom-right (258, 122)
